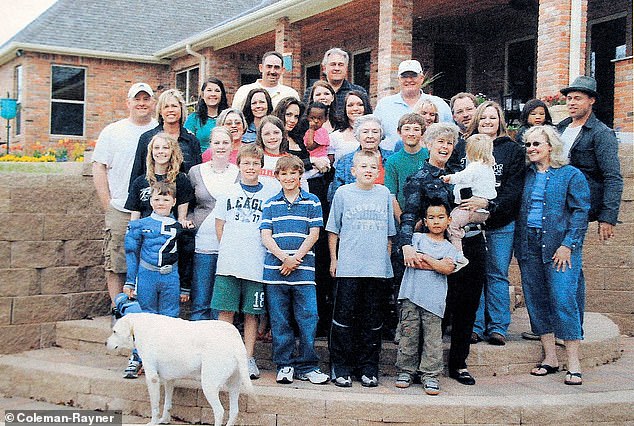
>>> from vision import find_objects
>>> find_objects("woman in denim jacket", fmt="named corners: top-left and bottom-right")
top-left (514, 125), bottom-right (590, 386)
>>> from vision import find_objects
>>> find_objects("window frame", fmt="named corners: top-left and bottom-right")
top-left (50, 64), bottom-right (86, 137)
top-left (351, 49), bottom-right (372, 94)
top-left (175, 66), bottom-right (200, 109)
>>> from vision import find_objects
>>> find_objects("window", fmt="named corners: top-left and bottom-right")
top-left (50, 65), bottom-right (85, 136)
top-left (304, 63), bottom-right (322, 92)
top-left (176, 67), bottom-right (199, 108)
top-left (352, 51), bottom-right (371, 94)
top-left (14, 66), bottom-right (22, 135)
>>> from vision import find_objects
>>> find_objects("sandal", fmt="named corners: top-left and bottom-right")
top-left (564, 371), bottom-right (582, 385)
top-left (530, 364), bottom-right (559, 376)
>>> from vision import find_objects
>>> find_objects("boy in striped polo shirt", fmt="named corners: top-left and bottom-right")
top-left (260, 155), bottom-right (329, 385)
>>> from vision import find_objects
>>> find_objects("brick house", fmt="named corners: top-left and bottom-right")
top-left (0, 0), bottom-right (631, 149)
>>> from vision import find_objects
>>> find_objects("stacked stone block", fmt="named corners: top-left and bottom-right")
top-left (0, 171), bottom-right (109, 354)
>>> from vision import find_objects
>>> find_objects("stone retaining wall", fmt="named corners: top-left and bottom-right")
top-left (0, 145), bottom-right (632, 354)
top-left (0, 168), bottom-right (109, 354)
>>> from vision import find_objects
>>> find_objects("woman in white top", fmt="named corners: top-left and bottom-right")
top-left (328, 90), bottom-right (372, 167)
top-left (188, 127), bottom-right (239, 320)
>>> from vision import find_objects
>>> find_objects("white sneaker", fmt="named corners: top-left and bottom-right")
top-left (297, 369), bottom-right (329, 384)
top-left (276, 366), bottom-right (294, 384)
top-left (247, 357), bottom-right (260, 380)
top-left (361, 375), bottom-right (378, 387)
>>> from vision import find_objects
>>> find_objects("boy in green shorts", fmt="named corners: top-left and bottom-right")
top-left (211, 144), bottom-right (278, 379)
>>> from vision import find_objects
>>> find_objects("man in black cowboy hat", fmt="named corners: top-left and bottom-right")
top-left (557, 75), bottom-right (623, 241)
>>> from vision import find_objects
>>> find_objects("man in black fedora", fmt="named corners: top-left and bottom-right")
top-left (557, 75), bottom-right (623, 241)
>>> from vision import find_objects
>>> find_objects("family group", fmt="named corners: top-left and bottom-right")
top-left (92, 46), bottom-right (623, 395)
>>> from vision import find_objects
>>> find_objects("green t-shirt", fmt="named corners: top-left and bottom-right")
top-left (384, 146), bottom-right (429, 209)
top-left (184, 112), bottom-right (217, 152)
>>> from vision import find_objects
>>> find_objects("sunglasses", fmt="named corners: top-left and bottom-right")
top-left (524, 141), bottom-right (545, 148)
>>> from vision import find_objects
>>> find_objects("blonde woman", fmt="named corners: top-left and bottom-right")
top-left (414, 99), bottom-right (439, 127)
top-left (515, 125), bottom-right (589, 385)
top-left (130, 89), bottom-right (202, 184)
top-left (125, 132), bottom-right (194, 224)
top-left (442, 134), bottom-right (497, 252)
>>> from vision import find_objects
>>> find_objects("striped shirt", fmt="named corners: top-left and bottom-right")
top-left (260, 189), bottom-right (323, 285)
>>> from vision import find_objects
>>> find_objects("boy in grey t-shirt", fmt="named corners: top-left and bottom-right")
top-left (326, 151), bottom-right (396, 388)
top-left (395, 200), bottom-right (467, 395)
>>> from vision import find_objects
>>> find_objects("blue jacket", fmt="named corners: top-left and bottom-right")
top-left (557, 113), bottom-right (622, 224)
top-left (514, 164), bottom-right (590, 263)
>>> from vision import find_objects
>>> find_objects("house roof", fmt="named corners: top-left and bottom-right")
top-left (0, 0), bottom-right (264, 60)
top-left (0, 0), bottom-right (350, 65)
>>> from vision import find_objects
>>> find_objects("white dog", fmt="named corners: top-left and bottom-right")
top-left (106, 313), bottom-right (253, 425)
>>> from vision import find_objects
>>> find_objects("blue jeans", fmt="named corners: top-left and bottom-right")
top-left (190, 253), bottom-right (219, 320)
top-left (473, 221), bottom-right (514, 337)
top-left (266, 284), bottom-right (320, 374)
top-left (519, 228), bottom-right (584, 340)
top-left (136, 264), bottom-right (180, 318)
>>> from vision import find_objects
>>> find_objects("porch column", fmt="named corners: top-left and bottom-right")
top-left (376, 0), bottom-right (413, 100)
top-left (535, 0), bottom-right (588, 98)
top-left (275, 17), bottom-right (303, 93)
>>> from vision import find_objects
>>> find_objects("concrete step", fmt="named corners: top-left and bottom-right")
top-left (55, 308), bottom-right (622, 377)
top-left (1, 340), bottom-right (633, 425)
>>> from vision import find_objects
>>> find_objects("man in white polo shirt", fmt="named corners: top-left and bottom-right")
top-left (231, 51), bottom-right (300, 110)
top-left (374, 59), bottom-right (452, 150)
top-left (92, 82), bottom-right (157, 316)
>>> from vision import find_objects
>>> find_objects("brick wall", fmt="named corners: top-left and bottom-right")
top-left (613, 57), bottom-right (633, 135)
top-left (0, 53), bottom-right (168, 151)
top-left (0, 168), bottom-right (109, 354)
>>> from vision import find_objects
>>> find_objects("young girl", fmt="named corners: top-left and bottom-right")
top-left (255, 115), bottom-right (290, 190)
top-left (515, 99), bottom-right (553, 144)
top-left (242, 88), bottom-right (273, 143)
top-left (328, 90), bottom-right (371, 167)
top-left (304, 102), bottom-right (331, 159)
top-left (441, 134), bottom-right (497, 252)
top-left (187, 127), bottom-right (240, 321)
top-left (125, 132), bottom-right (194, 224)
top-left (308, 81), bottom-right (338, 133)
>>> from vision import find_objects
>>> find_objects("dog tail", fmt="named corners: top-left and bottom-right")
top-left (237, 352), bottom-right (254, 395)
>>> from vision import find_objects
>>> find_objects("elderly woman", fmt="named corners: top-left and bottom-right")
top-left (515, 125), bottom-right (589, 385)
top-left (463, 101), bottom-right (526, 346)
top-left (400, 122), bottom-right (488, 385)
top-left (328, 114), bottom-right (392, 200)
top-left (130, 89), bottom-right (202, 184)
top-left (201, 108), bottom-right (247, 163)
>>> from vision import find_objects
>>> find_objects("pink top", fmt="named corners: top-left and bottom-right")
top-left (304, 127), bottom-right (330, 157)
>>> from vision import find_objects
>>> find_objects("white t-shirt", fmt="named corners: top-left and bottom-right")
top-left (328, 130), bottom-right (359, 167)
top-left (214, 182), bottom-right (279, 282)
top-left (560, 125), bottom-right (582, 159)
top-left (448, 161), bottom-right (497, 203)
top-left (92, 118), bottom-right (158, 212)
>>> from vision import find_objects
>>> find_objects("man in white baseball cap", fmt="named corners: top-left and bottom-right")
top-left (92, 82), bottom-right (157, 320)
top-left (374, 59), bottom-right (452, 150)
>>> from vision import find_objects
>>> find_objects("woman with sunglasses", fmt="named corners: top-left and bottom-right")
top-left (515, 125), bottom-right (589, 385)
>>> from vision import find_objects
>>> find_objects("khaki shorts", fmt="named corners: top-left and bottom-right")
top-left (103, 206), bottom-right (131, 274)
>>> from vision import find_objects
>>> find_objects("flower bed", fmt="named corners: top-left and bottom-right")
top-left (0, 138), bottom-right (95, 162)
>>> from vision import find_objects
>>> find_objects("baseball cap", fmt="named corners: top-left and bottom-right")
top-left (398, 60), bottom-right (423, 76)
top-left (128, 82), bottom-right (154, 98)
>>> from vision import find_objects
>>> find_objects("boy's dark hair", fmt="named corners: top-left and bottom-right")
top-left (151, 181), bottom-right (176, 198)
top-left (275, 155), bottom-right (305, 175)
top-left (237, 144), bottom-right (265, 167)
top-left (425, 198), bottom-right (451, 217)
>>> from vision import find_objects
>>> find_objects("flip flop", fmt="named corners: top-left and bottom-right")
top-left (564, 371), bottom-right (582, 385)
top-left (530, 364), bottom-right (559, 376)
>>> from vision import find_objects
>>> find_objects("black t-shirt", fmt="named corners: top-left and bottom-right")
top-left (125, 173), bottom-right (194, 218)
